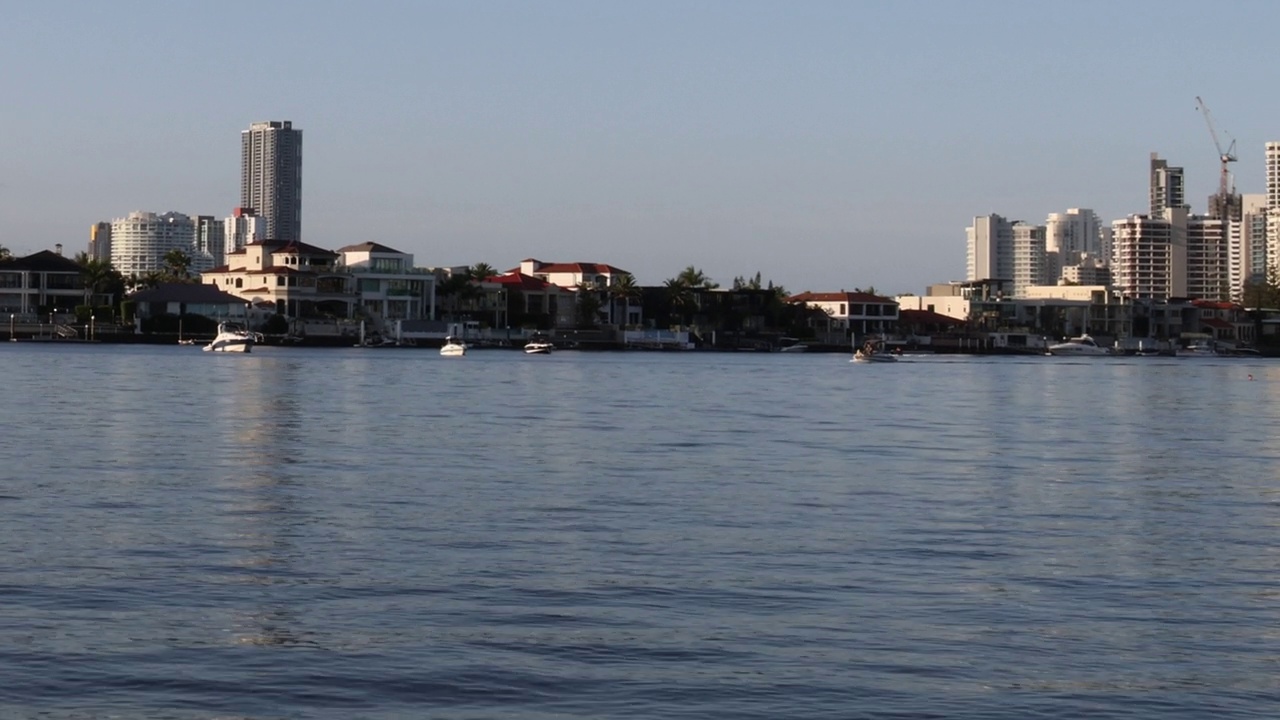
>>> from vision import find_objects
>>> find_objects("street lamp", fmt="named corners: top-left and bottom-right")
top-left (8, 314), bottom-right (13, 342)
top-left (90, 315), bottom-right (95, 342)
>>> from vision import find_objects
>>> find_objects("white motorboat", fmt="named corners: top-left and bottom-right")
top-left (524, 338), bottom-right (554, 354)
top-left (1046, 334), bottom-right (1110, 356)
top-left (203, 322), bottom-right (255, 353)
top-left (779, 337), bottom-right (808, 353)
top-left (1179, 339), bottom-right (1218, 357)
top-left (440, 336), bottom-right (467, 357)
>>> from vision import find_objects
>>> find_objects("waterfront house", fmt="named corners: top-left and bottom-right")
top-left (1188, 299), bottom-right (1251, 345)
top-left (787, 291), bottom-right (899, 339)
top-left (481, 271), bottom-right (576, 329)
top-left (202, 239), bottom-right (354, 319)
top-left (129, 283), bottom-right (248, 321)
top-left (336, 242), bottom-right (435, 321)
top-left (511, 259), bottom-right (636, 326)
top-left (0, 249), bottom-right (85, 317)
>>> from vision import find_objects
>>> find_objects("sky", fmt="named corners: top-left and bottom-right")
top-left (4, 0), bottom-right (1280, 294)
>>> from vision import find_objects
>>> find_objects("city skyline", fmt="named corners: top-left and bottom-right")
top-left (5, 1), bottom-right (1280, 293)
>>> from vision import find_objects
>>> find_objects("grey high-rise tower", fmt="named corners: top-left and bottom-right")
top-left (241, 121), bottom-right (302, 242)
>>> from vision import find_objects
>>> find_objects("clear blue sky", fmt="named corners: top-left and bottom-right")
top-left (4, 0), bottom-right (1279, 293)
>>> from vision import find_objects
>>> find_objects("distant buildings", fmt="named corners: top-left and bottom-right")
top-left (241, 121), bottom-right (303, 242)
top-left (109, 211), bottom-right (200, 278)
top-left (223, 207), bottom-right (266, 255)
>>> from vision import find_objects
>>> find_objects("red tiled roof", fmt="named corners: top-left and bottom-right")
top-left (898, 309), bottom-right (965, 324)
top-left (1201, 317), bottom-right (1235, 330)
top-left (204, 265), bottom-right (231, 273)
top-left (486, 272), bottom-right (567, 291)
top-left (1193, 300), bottom-right (1242, 310)
top-left (787, 291), bottom-right (896, 304)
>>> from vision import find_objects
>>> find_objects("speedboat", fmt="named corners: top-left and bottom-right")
top-left (524, 337), bottom-right (554, 354)
top-left (1046, 334), bottom-right (1110, 356)
top-left (851, 340), bottom-right (898, 363)
top-left (778, 337), bottom-right (808, 352)
top-left (203, 322), bottom-right (255, 353)
top-left (440, 336), bottom-right (467, 357)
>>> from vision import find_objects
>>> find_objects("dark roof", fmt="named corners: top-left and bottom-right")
top-left (336, 241), bottom-right (406, 254)
top-left (899, 309), bottom-right (965, 325)
top-left (788, 291), bottom-right (896, 304)
top-left (1, 250), bottom-right (83, 273)
top-left (274, 241), bottom-right (337, 257)
top-left (129, 282), bottom-right (246, 305)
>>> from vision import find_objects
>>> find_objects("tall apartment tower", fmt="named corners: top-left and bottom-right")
top-left (1266, 142), bottom-right (1280, 210)
top-left (1111, 208), bottom-right (1188, 301)
top-left (966, 214), bottom-right (1014, 285)
top-left (88, 222), bottom-right (112, 262)
top-left (1150, 153), bottom-right (1186, 216)
top-left (1010, 222), bottom-right (1047, 298)
top-left (241, 121), bottom-right (302, 242)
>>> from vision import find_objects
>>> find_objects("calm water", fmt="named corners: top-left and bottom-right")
top-left (2, 344), bottom-right (1279, 719)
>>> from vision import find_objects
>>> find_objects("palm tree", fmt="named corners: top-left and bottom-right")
top-left (469, 262), bottom-right (497, 282)
top-left (609, 273), bottom-right (641, 327)
top-left (78, 257), bottom-right (122, 307)
top-left (575, 279), bottom-right (602, 327)
top-left (163, 249), bottom-right (191, 281)
top-left (676, 265), bottom-right (718, 289)
top-left (664, 277), bottom-right (694, 326)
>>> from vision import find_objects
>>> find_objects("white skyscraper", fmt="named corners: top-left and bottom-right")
top-left (1010, 222), bottom-right (1047, 298)
top-left (966, 214), bottom-right (1014, 284)
top-left (241, 121), bottom-right (303, 242)
top-left (109, 211), bottom-right (197, 278)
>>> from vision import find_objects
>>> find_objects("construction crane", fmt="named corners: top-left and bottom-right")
top-left (1195, 95), bottom-right (1237, 197)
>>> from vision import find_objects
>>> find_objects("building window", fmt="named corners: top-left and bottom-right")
top-left (235, 278), bottom-right (243, 288)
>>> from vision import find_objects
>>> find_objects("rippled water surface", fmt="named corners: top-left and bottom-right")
top-left (3, 344), bottom-right (1280, 718)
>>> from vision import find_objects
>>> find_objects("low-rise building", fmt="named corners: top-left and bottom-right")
top-left (337, 242), bottom-right (435, 321)
top-left (0, 249), bottom-right (85, 316)
top-left (202, 239), bottom-right (354, 319)
top-left (787, 290), bottom-right (899, 338)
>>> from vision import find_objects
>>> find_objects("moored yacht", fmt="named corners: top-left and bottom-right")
top-left (1046, 334), bottom-right (1110, 356)
top-left (440, 336), bottom-right (467, 356)
top-left (203, 322), bottom-right (255, 353)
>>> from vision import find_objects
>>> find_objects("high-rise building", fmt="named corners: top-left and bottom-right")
top-left (241, 121), bottom-right (302, 242)
top-left (1010, 222), bottom-right (1047, 298)
top-left (1266, 142), bottom-right (1280, 210)
top-left (192, 216), bottom-right (225, 272)
top-left (109, 211), bottom-right (198, 278)
top-left (89, 222), bottom-right (112, 263)
top-left (1045, 208), bottom-right (1105, 283)
top-left (1111, 208), bottom-right (1187, 301)
top-left (1150, 153), bottom-right (1186, 216)
top-left (966, 214), bottom-right (1014, 284)
top-left (223, 207), bottom-right (267, 256)
top-left (1186, 215), bottom-right (1229, 301)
